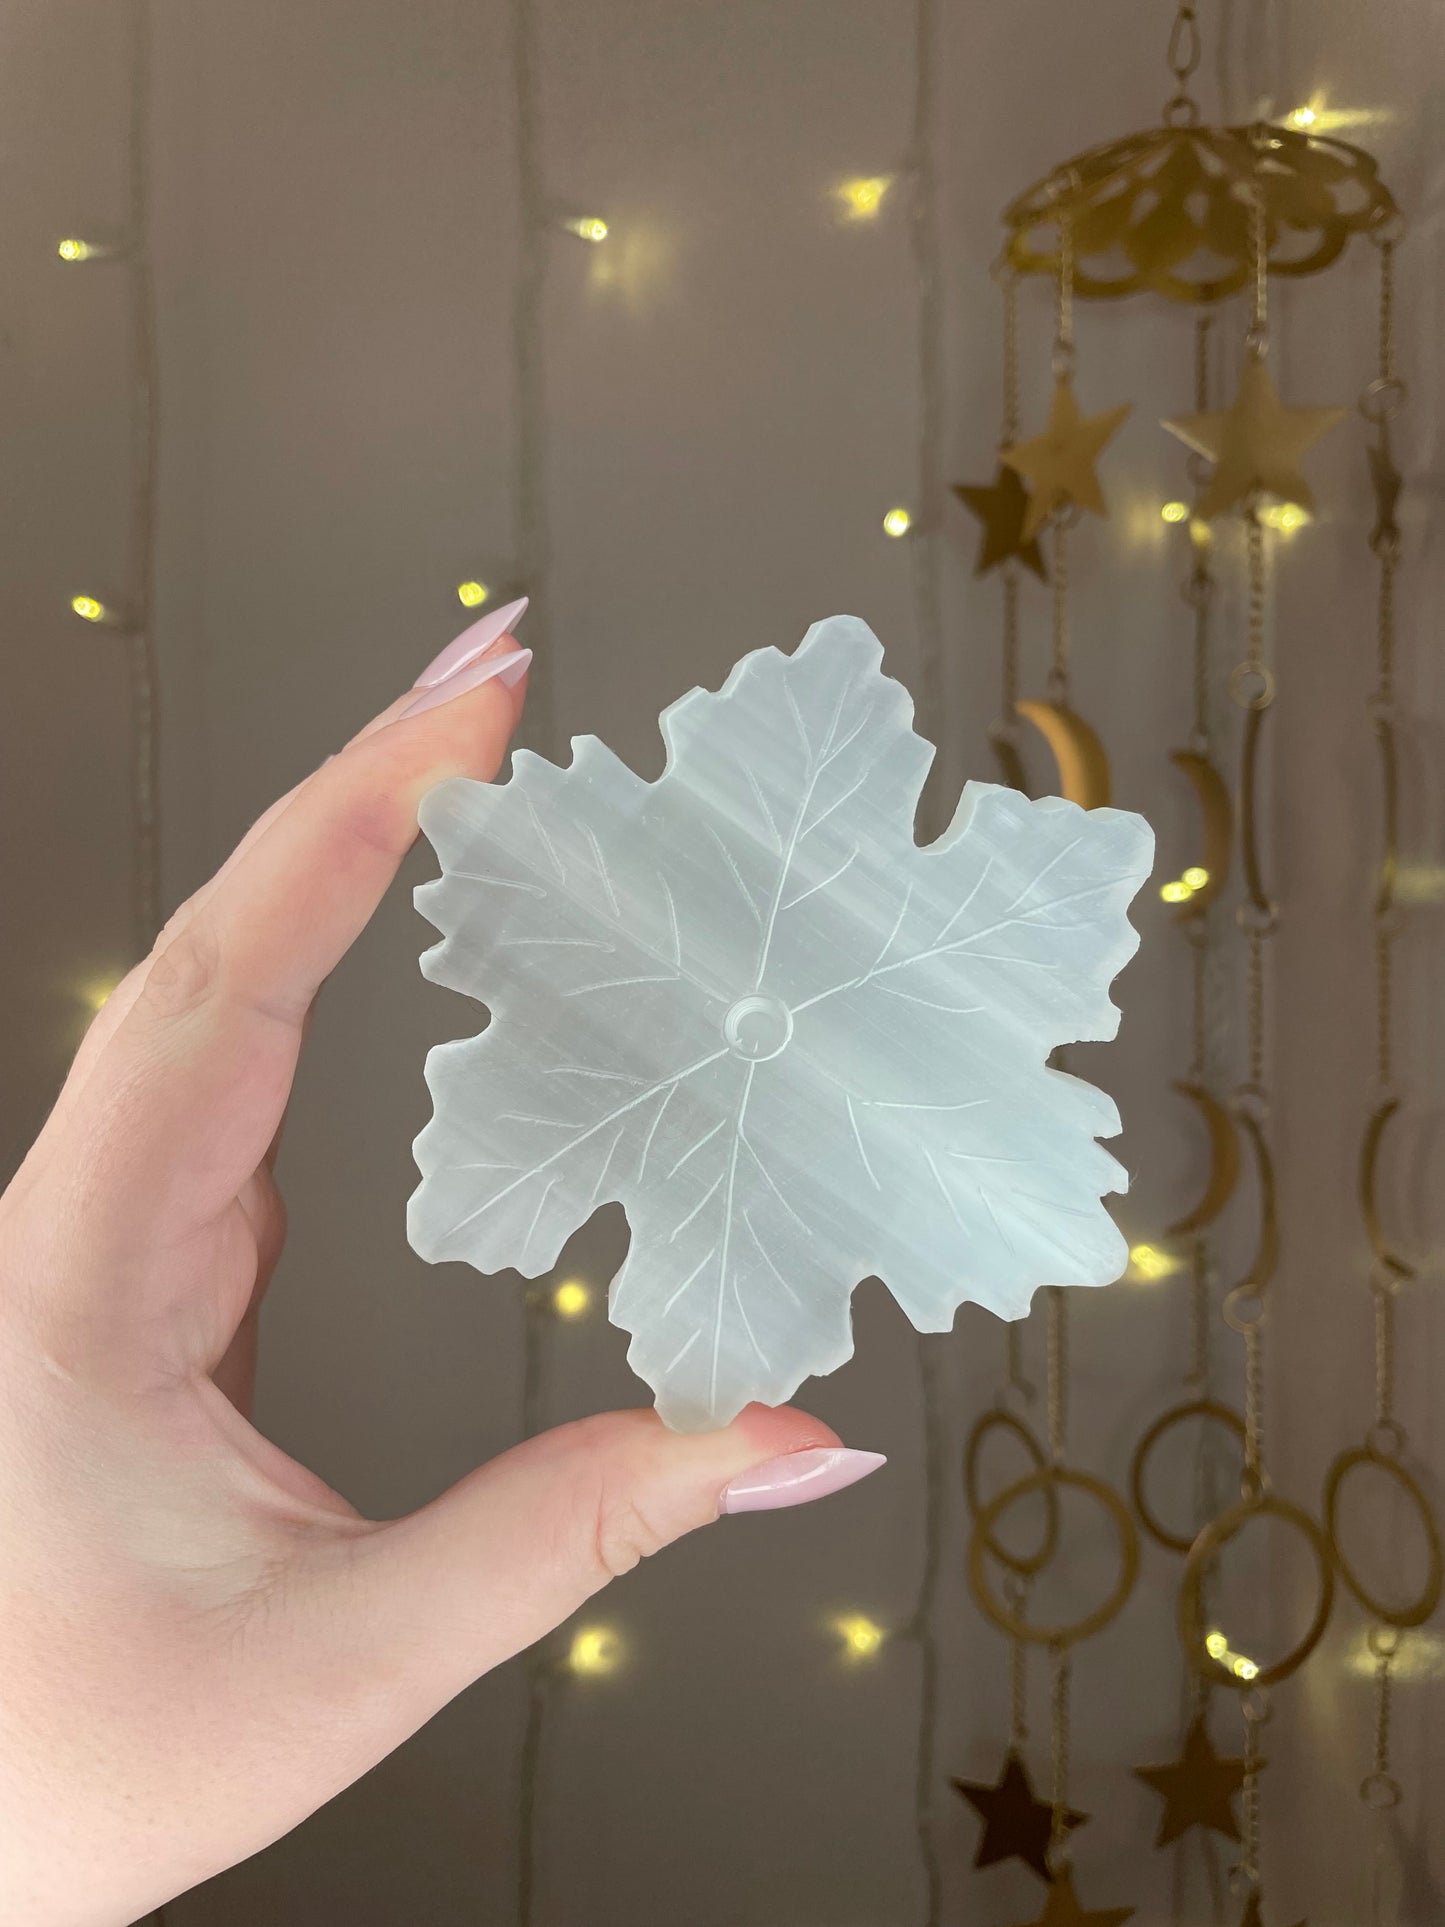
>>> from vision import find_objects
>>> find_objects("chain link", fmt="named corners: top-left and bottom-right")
top-left (1237, 1688), bottom-right (1270, 1892)
top-left (1163, 1), bottom-right (1201, 124)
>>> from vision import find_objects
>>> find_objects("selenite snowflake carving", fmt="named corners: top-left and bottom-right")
top-left (409, 616), bottom-right (1154, 1431)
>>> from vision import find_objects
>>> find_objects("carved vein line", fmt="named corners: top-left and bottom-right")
top-left (706, 824), bottom-right (763, 924)
top-left (522, 792), bottom-right (565, 881)
top-left (845, 1094), bottom-right (881, 1191)
top-left (743, 1209), bottom-right (802, 1308)
top-left (668, 1118), bottom-right (725, 1179)
top-left (439, 1046), bottom-right (730, 1243)
top-left (783, 847), bottom-right (858, 912)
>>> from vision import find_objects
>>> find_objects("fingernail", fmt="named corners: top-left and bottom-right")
top-left (414, 596), bottom-right (529, 688)
top-left (399, 646), bottom-right (532, 720)
top-left (719, 1447), bottom-right (887, 1515)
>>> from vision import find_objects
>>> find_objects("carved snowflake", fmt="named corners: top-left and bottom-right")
top-left (408, 617), bottom-right (1153, 1431)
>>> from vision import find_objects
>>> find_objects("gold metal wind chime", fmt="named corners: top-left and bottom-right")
top-left (951, 9), bottom-right (1432, 1926)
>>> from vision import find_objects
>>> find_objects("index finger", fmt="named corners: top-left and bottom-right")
top-left (32, 625), bottom-right (531, 1269)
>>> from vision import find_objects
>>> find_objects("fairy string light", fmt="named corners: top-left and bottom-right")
top-left (900, 2), bottom-right (949, 1919)
top-left (1319, 219), bottom-right (1442, 1927)
top-left (63, 0), bottom-right (162, 956)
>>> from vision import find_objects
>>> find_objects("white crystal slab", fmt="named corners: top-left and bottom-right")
top-left (409, 616), bottom-right (1153, 1431)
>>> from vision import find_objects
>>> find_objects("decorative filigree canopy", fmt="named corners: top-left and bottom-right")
top-left (1003, 122), bottom-right (1398, 305)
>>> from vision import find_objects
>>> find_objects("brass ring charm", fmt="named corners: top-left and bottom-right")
top-left (1130, 1399), bottom-right (1247, 1554)
top-left (1323, 1446), bottom-right (1442, 1628)
top-left (970, 1466), bottom-right (1139, 1649)
top-left (963, 1409), bottom-right (1060, 1577)
top-left (1180, 1492), bottom-right (1335, 1687)
top-left (1229, 660), bottom-right (1276, 711)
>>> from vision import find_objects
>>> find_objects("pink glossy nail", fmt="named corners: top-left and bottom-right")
top-left (415, 595), bottom-right (529, 688)
top-left (399, 645), bottom-right (532, 719)
top-left (719, 1447), bottom-right (886, 1515)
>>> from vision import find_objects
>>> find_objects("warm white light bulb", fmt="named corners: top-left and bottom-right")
top-left (835, 175), bottom-right (894, 221)
top-left (552, 1279), bottom-right (591, 1320)
top-left (57, 237), bottom-right (95, 263)
top-left (456, 580), bottom-right (490, 609)
top-left (1181, 866), bottom-right (1209, 891)
top-left (567, 1625), bottom-right (621, 1675)
top-left (564, 216), bottom-right (609, 244)
top-left (71, 594), bottom-right (109, 624)
top-left (1260, 501), bottom-right (1309, 533)
top-left (882, 507), bottom-right (912, 539)
top-left (1159, 880), bottom-right (1192, 905)
top-left (1160, 500), bottom-right (1189, 524)
top-left (1129, 1243), bottom-right (1179, 1281)
top-left (1287, 105), bottom-right (1317, 129)
top-left (833, 1613), bottom-right (885, 1660)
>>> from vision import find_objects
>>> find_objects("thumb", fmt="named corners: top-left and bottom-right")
top-left (331, 1404), bottom-right (882, 1715)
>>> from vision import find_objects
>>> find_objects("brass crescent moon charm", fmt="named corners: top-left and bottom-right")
top-left (1168, 749), bottom-right (1233, 916)
top-left (1167, 1081), bottom-right (1242, 1237)
top-left (1230, 1108), bottom-right (1279, 1300)
top-left (1015, 698), bottom-right (1112, 810)
top-left (1359, 1099), bottom-right (1416, 1282)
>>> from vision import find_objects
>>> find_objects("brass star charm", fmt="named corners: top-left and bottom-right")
top-left (1134, 1712), bottom-right (1252, 1847)
top-left (1238, 1889), bottom-right (1307, 1927)
top-left (953, 465), bottom-right (1049, 580)
top-left (1001, 378), bottom-right (1132, 539)
top-left (1008, 1868), bottom-right (1135, 1927)
top-left (1368, 435), bottom-right (1403, 552)
top-left (1162, 357), bottom-right (1346, 522)
top-left (953, 1748), bottom-right (1087, 1880)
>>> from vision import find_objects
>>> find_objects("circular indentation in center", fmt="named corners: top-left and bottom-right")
top-left (723, 993), bottom-right (794, 1061)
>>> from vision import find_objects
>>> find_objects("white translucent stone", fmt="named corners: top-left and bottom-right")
top-left (409, 616), bottom-right (1154, 1431)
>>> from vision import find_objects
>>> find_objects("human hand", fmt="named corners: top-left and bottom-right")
top-left (0, 601), bottom-right (884, 1925)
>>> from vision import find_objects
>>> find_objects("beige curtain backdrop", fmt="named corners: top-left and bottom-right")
top-left (2, 2), bottom-right (1442, 1922)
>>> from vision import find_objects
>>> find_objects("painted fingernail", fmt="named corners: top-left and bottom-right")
top-left (414, 596), bottom-right (529, 688)
top-left (399, 645), bottom-right (532, 719)
top-left (719, 1447), bottom-right (887, 1515)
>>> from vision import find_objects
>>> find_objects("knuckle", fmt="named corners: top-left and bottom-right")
top-left (139, 915), bottom-right (223, 1023)
top-left (591, 1484), bottom-right (670, 1581)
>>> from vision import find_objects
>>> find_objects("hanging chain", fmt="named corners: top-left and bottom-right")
top-left (1046, 1287), bottom-right (1067, 1466)
top-left (1245, 157), bottom-right (1269, 360)
top-left (1001, 262), bottom-right (1021, 446)
top-left (1361, 228), bottom-right (1409, 1448)
top-left (1163, 1), bottom-right (1201, 125)
top-left (1051, 517), bottom-right (1070, 697)
top-left (1046, 199), bottom-right (1075, 700)
top-left (1049, 1643), bottom-right (1073, 1866)
top-left (995, 263), bottom-right (1023, 747)
top-left (1004, 1571), bottom-right (1032, 1749)
top-left (1236, 1688), bottom-right (1271, 1899)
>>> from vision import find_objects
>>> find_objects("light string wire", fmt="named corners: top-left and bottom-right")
top-left (1226, 165), bottom-right (1277, 1911)
top-left (128, 6), bottom-right (164, 1914)
top-left (901, 1), bottom-right (948, 1920)
top-left (507, 0), bottom-right (559, 1916)
top-left (1359, 228), bottom-right (1405, 1927)
top-left (126, 0), bottom-right (162, 955)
